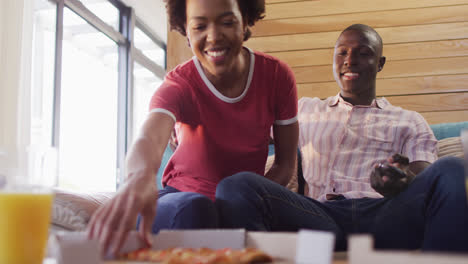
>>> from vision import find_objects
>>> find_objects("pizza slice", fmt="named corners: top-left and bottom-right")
top-left (120, 247), bottom-right (273, 264)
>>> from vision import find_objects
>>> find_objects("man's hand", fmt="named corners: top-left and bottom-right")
top-left (87, 171), bottom-right (158, 257)
top-left (370, 154), bottom-right (415, 197)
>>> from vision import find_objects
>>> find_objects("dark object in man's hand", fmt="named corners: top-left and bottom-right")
top-left (391, 153), bottom-right (409, 166)
top-left (370, 162), bottom-right (412, 197)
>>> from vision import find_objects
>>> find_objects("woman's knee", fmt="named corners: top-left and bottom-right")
top-left (156, 192), bottom-right (218, 230)
top-left (175, 193), bottom-right (217, 219)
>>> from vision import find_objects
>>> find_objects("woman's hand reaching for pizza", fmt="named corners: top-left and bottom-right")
top-left (87, 112), bottom-right (173, 256)
top-left (370, 154), bottom-right (415, 197)
top-left (87, 170), bottom-right (158, 257)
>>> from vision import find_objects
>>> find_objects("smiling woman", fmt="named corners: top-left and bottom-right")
top-left (185, 0), bottom-right (248, 96)
top-left (87, 0), bottom-right (300, 256)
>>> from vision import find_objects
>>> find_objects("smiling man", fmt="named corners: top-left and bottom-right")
top-left (216, 24), bottom-right (468, 253)
top-left (333, 24), bottom-right (385, 106)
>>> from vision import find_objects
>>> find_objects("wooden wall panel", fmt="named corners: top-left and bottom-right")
top-left (264, 0), bottom-right (468, 20)
top-left (422, 110), bottom-right (468, 124)
top-left (254, 5), bottom-right (468, 37)
top-left (298, 75), bottom-right (468, 99)
top-left (246, 22), bottom-right (468, 52)
top-left (385, 93), bottom-right (468, 113)
top-left (166, 0), bottom-right (468, 124)
top-left (293, 56), bottom-right (468, 83)
top-left (270, 39), bottom-right (468, 67)
top-left (166, 28), bottom-right (192, 71)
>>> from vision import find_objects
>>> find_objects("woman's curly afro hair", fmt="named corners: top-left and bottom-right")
top-left (164, 0), bottom-right (265, 41)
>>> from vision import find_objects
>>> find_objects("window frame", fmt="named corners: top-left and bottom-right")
top-left (43, 0), bottom-right (166, 190)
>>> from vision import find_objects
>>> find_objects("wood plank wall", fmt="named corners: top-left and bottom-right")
top-left (166, 0), bottom-right (468, 124)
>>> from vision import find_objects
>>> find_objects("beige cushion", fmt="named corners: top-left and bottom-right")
top-left (52, 189), bottom-right (114, 231)
top-left (265, 155), bottom-right (298, 193)
top-left (437, 137), bottom-right (463, 159)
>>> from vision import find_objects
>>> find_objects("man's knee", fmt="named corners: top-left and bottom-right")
top-left (216, 171), bottom-right (262, 198)
top-left (433, 156), bottom-right (464, 171)
top-left (422, 156), bottom-right (466, 200)
top-left (431, 156), bottom-right (465, 181)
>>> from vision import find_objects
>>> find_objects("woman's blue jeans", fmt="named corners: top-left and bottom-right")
top-left (138, 185), bottom-right (218, 233)
top-left (215, 157), bottom-right (468, 253)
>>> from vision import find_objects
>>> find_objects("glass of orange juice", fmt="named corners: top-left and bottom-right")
top-left (0, 186), bottom-right (53, 264)
top-left (0, 146), bottom-right (55, 264)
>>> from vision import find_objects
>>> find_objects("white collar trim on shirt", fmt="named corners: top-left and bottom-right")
top-left (328, 93), bottom-right (389, 109)
top-left (193, 47), bottom-right (255, 104)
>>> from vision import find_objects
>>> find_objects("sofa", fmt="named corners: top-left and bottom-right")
top-left (51, 121), bottom-right (468, 232)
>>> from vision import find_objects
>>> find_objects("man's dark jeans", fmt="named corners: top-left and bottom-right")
top-left (216, 157), bottom-right (468, 252)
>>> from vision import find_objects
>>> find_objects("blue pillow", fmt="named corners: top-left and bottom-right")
top-left (156, 145), bottom-right (174, 189)
top-left (268, 144), bottom-right (275, 156)
top-left (430, 121), bottom-right (468, 140)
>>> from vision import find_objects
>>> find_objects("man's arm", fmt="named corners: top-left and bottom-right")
top-left (265, 122), bottom-right (299, 186)
top-left (408, 161), bottom-right (431, 176)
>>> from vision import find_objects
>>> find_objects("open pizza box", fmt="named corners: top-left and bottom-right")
top-left (49, 229), bottom-right (335, 264)
top-left (49, 229), bottom-right (468, 264)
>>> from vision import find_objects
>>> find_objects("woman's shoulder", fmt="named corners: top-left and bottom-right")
top-left (166, 57), bottom-right (197, 81)
top-left (251, 49), bottom-right (293, 79)
top-left (252, 49), bottom-right (288, 68)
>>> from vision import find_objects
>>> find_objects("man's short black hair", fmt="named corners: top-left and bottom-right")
top-left (340, 24), bottom-right (383, 56)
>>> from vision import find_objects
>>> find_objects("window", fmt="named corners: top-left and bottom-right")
top-left (132, 62), bottom-right (162, 141)
top-left (30, 0), bottom-right (166, 191)
top-left (134, 26), bottom-right (165, 69)
top-left (130, 20), bottom-right (166, 143)
top-left (78, 0), bottom-right (119, 31)
top-left (59, 7), bottom-right (119, 191)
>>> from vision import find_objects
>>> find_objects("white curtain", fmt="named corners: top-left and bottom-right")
top-left (0, 0), bottom-right (34, 183)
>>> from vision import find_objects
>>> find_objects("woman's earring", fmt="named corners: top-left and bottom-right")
top-left (187, 38), bottom-right (191, 48)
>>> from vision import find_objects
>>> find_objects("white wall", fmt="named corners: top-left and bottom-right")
top-left (0, 0), bottom-right (33, 182)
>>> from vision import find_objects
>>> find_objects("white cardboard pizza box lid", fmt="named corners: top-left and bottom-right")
top-left (51, 229), bottom-right (247, 264)
top-left (51, 230), bottom-right (468, 264)
top-left (296, 230), bottom-right (335, 264)
top-left (49, 231), bottom-right (101, 264)
top-left (152, 229), bottom-right (245, 250)
top-left (246, 231), bottom-right (297, 261)
top-left (51, 229), bottom-right (336, 263)
top-left (49, 229), bottom-right (250, 264)
top-left (245, 230), bottom-right (335, 264)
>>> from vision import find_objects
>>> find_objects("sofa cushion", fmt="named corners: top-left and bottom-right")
top-left (52, 189), bottom-right (113, 231)
top-left (430, 121), bottom-right (468, 140)
top-left (437, 137), bottom-right (463, 159)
